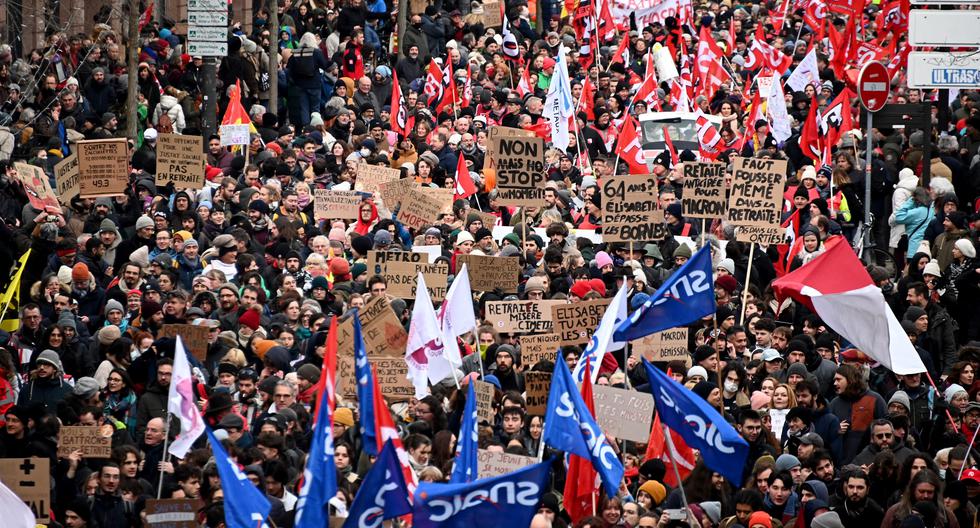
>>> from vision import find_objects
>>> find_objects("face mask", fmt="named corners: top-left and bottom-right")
top-left (360, 148), bottom-right (370, 156)
top-left (939, 469), bottom-right (946, 479)
top-left (724, 380), bottom-right (739, 393)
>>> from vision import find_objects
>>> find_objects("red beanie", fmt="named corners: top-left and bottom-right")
top-left (716, 274), bottom-right (738, 295)
top-left (71, 263), bottom-right (90, 282)
top-left (569, 280), bottom-right (593, 300)
top-left (329, 258), bottom-right (350, 278)
top-left (238, 308), bottom-right (261, 331)
top-left (588, 278), bottom-right (606, 297)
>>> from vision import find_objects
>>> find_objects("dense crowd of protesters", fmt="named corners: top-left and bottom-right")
top-left (1, 0), bottom-right (980, 526)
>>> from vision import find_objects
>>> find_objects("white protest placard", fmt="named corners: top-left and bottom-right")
top-left (314, 189), bottom-right (364, 220)
top-left (219, 124), bottom-right (250, 146)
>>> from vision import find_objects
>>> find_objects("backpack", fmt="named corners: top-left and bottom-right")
top-left (290, 48), bottom-right (317, 79)
top-left (156, 113), bottom-right (174, 134)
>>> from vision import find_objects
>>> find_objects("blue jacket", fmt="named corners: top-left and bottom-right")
top-left (894, 199), bottom-right (934, 256)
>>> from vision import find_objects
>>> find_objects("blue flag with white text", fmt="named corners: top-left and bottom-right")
top-left (642, 358), bottom-right (749, 483)
top-left (344, 440), bottom-right (412, 528)
top-left (206, 427), bottom-right (271, 528)
top-left (413, 458), bottom-right (552, 528)
top-left (542, 359), bottom-right (624, 496)
top-left (450, 381), bottom-right (479, 483)
top-left (353, 311), bottom-right (379, 456)
top-left (613, 243), bottom-right (716, 341)
top-left (295, 387), bottom-right (338, 528)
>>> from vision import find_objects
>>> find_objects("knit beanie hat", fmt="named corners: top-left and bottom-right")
top-left (98, 325), bottom-right (122, 345)
top-left (71, 263), bottom-right (90, 282)
top-left (238, 307), bottom-right (261, 331)
top-left (105, 299), bottom-right (125, 314)
top-left (57, 310), bottom-right (76, 331)
top-left (955, 238), bottom-right (977, 259)
top-left (36, 349), bottom-right (63, 372)
top-left (73, 377), bottom-right (100, 399)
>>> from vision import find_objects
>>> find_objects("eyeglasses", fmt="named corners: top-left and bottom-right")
top-left (875, 433), bottom-right (893, 439)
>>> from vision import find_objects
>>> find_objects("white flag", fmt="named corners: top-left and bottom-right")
top-left (434, 263), bottom-right (477, 377)
top-left (168, 336), bottom-right (205, 458)
top-left (767, 78), bottom-right (793, 143)
top-left (544, 45), bottom-right (575, 151)
top-left (786, 48), bottom-right (821, 93)
top-left (405, 273), bottom-right (444, 397)
top-left (0, 477), bottom-right (36, 528)
top-left (572, 286), bottom-right (629, 384)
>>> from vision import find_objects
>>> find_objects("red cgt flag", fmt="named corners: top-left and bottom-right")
top-left (454, 153), bottom-right (478, 200)
top-left (615, 117), bottom-right (647, 174)
top-left (645, 411), bottom-right (696, 487)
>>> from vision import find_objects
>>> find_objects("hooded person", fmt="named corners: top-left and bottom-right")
top-left (486, 344), bottom-right (524, 393)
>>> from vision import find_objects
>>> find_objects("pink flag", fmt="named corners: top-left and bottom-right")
top-left (168, 337), bottom-right (205, 458)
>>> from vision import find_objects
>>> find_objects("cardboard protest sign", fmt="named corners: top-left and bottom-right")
top-left (430, 187), bottom-right (455, 214)
top-left (0, 458), bottom-right (50, 523)
top-left (396, 187), bottom-right (444, 230)
top-left (156, 134), bottom-right (206, 188)
top-left (473, 380), bottom-right (496, 423)
top-left (484, 300), bottom-right (564, 333)
top-left (524, 371), bottom-right (552, 415)
top-left (601, 174), bottom-right (668, 241)
top-left (412, 245), bottom-right (442, 263)
top-left (366, 250), bottom-right (426, 277)
top-left (592, 385), bottom-right (655, 442)
top-left (57, 426), bottom-right (111, 458)
top-left (457, 254), bottom-right (520, 292)
top-left (477, 449), bottom-right (536, 478)
top-left (728, 157), bottom-right (787, 244)
top-left (144, 499), bottom-right (204, 528)
top-left (54, 153), bottom-right (80, 206)
top-left (483, 0), bottom-right (503, 26)
top-left (219, 124), bottom-right (250, 146)
top-left (159, 324), bottom-right (211, 360)
top-left (77, 138), bottom-right (128, 197)
top-left (632, 328), bottom-right (690, 363)
top-left (492, 128), bottom-right (546, 206)
top-left (682, 162), bottom-right (727, 219)
top-left (314, 189), bottom-right (363, 220)
top-left (519, 333), bottom-right (562, 368)
top-left (382, 261), bottom-right (449, 301)
top-left (335, 295), bottom-right (407, 359)
top-left (472, 210), bottom-right (500, 229)
top-left (355, 163), bottom-right (401, 194)
top-left (551, 298), bottom-right (612, 346)
top-left (12, 162), bottom-right (61, 212)
top-left (379, 177), bottom-right (419, 208)
top-left (486, 126), bottom-right (535, 183)
top-left (338, 356), bottom-right (413, 401)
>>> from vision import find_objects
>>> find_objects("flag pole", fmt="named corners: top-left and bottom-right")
top-left (738, 242), bottom-right (755, 325)
top-left (662, 422), bottom-right (691, 511)
top-left (961, 426), bottom-right (980, 479)
top-left (157, 412), bottom-right (171, 499)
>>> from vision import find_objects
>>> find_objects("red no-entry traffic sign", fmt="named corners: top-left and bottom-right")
top-left (858, 61), bottom-right (889, 112)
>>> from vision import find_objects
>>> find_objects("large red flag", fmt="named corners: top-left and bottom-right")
top-left (580, 75), bottom-right (596, 119)
top-left (615, 117), bottom-right (647, 173)
top-left (424, 59), bottom-right (444, 106)
top-left (138, 2), bottom-right (155, 31)
top-left (663, 126), bottom-right (679, 166)
top-left (800, 95), bottom-right (822, 163)
top-left (390, 69), bottom-right (408, 136)
top-left (454, 153), bottom-right (477, 200)
top-left (645, 411), bottom-right (696, 487)
top-left (564, 359), bottom-right (599, 522)
top-left (695, 111), bottom-right (722, 160)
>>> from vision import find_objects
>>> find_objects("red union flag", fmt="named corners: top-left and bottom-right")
top-left (615, 117), bottom-right (647, 173)
top-left (695, 111), bottom-right (721, 159)
top-left (424, 59), bottom-right (444, 106)
top-left (389, 69), bottom-right (408, 135)
top-left (804, 0), bottom-right (827, 29)
top-left (827, 0), bottom-right (863, 18)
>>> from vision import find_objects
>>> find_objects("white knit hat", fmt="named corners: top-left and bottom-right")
top-left (955, 238), bottom-right (977, 259)
top-left (923, 259), bottom-right (941, 277)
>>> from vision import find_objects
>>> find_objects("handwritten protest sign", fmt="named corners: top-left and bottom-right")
top-left (682, 162), bottom-right (727, 219)
top-left (477, 449), bottom-right (536, 478)
top-left (486, 126), bottom-right (534, 184)
top-left (338, 356), bottom-right (413, 401)
top-left (336, 295), bottom-right (407, 358)
top-left (485, 300), bottom-right (564, 333)
top-left (57, 426), bottom-right (111, 458)
top-left (366, 250), bottom-right (425, 276)
top-left (382, 261), bottom-right (449, 301)
top-left (551, 298), bottom-right (612, 345)
top-left (483, 0), bottom-right (503, 26)
top-left (54, 153), bottom-right (80, 206)
top-left (524, 371), bottom-right (552, 415)
top-left (77, 138), bottom-right (128, 197)
top-left (355, 163), bottom-right (401, 194)
top-left (492, 128), bottom-right (546, 206)
top-left (457, 255), bottom-right (520, 292)
top-left (632, 328), bottom-right (690, 362)
top-left (396, 187), bottom-right (444, 230)
top-left (0, 458), bottom-right (50, 523)
top-left (314, 189), bottom-right (363, 220)
top-left (144, 499), bottom-right (205, 528)
top-left (474, 380), bottom-right (496, 423)
top-left (472, 210), bottom-right (500, 229)
top-left (159, 324), bottom-right (210, 360)
top-left (156, 134), bottom-right (206, 188)
top-left (430, 187), bottom-right (455, 214)
top-left (592, 385), bottom-right (655, 442)
top-left (12, 162), bottom-right (61, 212)
top-left (219, 124), bottom-right (250, 146)
top-left (601, 175), bottom-right (668, 241)
top-left (728, 157), bottom-right (787, 244)
top-left (519, 333), bottom-right (562, 368)
top-left (379, 177), bottom-right (419, 208)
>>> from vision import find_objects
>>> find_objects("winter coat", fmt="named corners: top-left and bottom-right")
top-left (894, 199), bottom-right (934, 257)
top-left (18, 375), bottom-right (71, 411)
top-left (829, 389), bottom-right (887, 464)
top-left (152, 94), bottom-right (186, 133)
top-left (889, 171), bottom-right (919, 248)
top-left (134, 381), bottom-right (169, 440)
